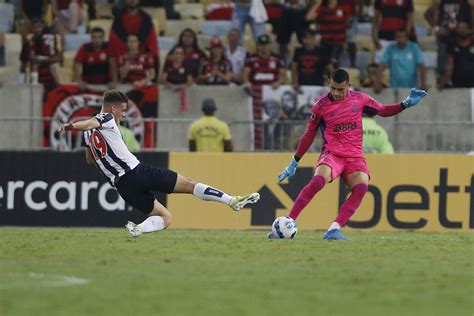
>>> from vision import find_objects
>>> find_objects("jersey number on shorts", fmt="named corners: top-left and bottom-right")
top-left (88, 130), bottom-right (108, 160)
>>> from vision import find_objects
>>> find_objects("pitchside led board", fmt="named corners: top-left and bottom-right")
top-left (168, 153), bottom-right (474, 232)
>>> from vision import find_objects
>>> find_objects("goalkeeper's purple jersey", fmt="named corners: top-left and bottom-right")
top-left (308, 90), bottom-right (385, 158)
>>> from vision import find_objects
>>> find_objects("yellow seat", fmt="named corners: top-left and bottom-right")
top-left (95, 3), bottom-right (113, 19)
top-left (174, 3), bottom-right (205, 20)
top-left (53, 64), bottom-right (74, 83)
top-left (5, 33), bottom-right (22, 66)
top-left (142, 7), bottom-right (167, 35)
top-left (63, 51), bottom-right (76, 70)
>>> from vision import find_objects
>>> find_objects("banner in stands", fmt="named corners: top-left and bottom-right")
top-left (251, 85), bottom-right (328, 150)
top-left (168, 153), bottom-right (474, 232)
top-left (42, 84), bottom-right (158, 149)
top-left (0, 152), bottom-right (167, 227)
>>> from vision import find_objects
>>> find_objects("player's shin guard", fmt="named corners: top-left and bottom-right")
top-left (289, 175), bottom-right (326, 220)
top-left (193, 183), bottom-right (233, 204)
top-left (335, 183), bottom-right (368, 226)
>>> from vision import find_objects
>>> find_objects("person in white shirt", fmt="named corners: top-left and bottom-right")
top-left (224, 28), bottom-right (248, 84)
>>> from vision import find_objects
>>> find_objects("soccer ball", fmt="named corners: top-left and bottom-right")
top-left (272, 216), bottom-right (298, 239)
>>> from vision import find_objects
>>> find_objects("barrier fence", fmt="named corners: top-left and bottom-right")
top-left (0, 117), bottom-right (473, 153)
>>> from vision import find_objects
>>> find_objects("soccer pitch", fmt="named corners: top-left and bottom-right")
top-left (0, 228), bottom-right (472, 316)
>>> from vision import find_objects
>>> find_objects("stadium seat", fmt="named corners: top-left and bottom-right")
top-left (414, 4), bottom-right (429, 24)
top-left (357, 22), bottom-right (372, 36)
top-left (95, 3), bottom-right (113, 19)
top-left (423, 51), bottom-right (437, 69)
top-left (88, 19), bottom-right (113, 37)
top-left (55, 65), bottom-right (74, 83)
top-left (158, 37), bottom-right (177, 51)
top-left (0, 3), bottom-right (15, 32)
top-left (63, 51), bottom-right (77, 70)
top-left (201, 21), bottom-right (233, 37)
top-left (356, 35), bottom-right (373, 52)
top-left (174, 3), bottom-right (205, 20)
top-left (64, 34), bottom-right (91, 52)
top-left (142, 7), bottom-right (167, 35)
top-left (165, 20), bottom-right (202, 37)
top-left (418, 36), bottom-right (437, 51)
top-left (5, 33), bottom-right (22, 67)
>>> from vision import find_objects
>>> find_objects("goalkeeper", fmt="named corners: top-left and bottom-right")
top-left (270, 69), bottom-right (428, 240)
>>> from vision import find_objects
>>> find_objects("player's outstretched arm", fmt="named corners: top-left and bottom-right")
top-left (401, 88), bottom-right (428, 108)
top-left (58, 118), bottom-right (101, 132)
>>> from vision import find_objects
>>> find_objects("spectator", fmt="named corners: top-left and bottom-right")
top-left (119, 124), bottom-right (141, 152)
top-left (362, 63), bottom-right (387, 89)
top-left (275, 0), bottom-right (309, 62)
top-left (425, 0), bottom-right (470, 81)
top-left (109, 0), bottom-right (159, 82)
top-left (188, 99), bottom-right (233, 152)
top-left (18, 0), bottom-right (48, 39)
top-left (198, 38), bottom-right (233, 85)
top-left (161, 46), bottom-right (194, 90)
top-left (375, 29), bottom-right (426, 92)
top-left (291, 29), bottom-right (330, 89)
top-left (74, 27), bottom-right (111, 90)
top-left (242, 34), bottom-right (287, 90)
top-left (306, 0), bottom-right (348, 68)
top-left (362, 114), bottom-right (394, 154)
top-left (372, 0), bottom-right (416, 63)
top-left (52, 0), bottom-right (87, 37)
top-left (440, 21), bottom-right (474, 88)
top-left (117, 34), bottom-right (155, 88)
top-left (168, 29), bottom-right (207, 78)
top-left (19, 18), bottom-right (61, 87)
top-left (339, 0), bottom-right (358, 67)
top-left (232, 0), bottom-right (267, 42)
top-left (0, 29), bottom-right (4, 67)
top-left (224, 28), bottom-right (248, 84)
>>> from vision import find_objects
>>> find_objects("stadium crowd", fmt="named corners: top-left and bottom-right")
top-left (0, 0), bottom-right (472, 90)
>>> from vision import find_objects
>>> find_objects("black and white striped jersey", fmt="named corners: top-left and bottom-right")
top-left (84, 113), bottom-right (140, 186)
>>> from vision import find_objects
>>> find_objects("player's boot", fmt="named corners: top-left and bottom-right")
top-left (229, 193), bottom-right (260, 211)
top-left (125, 221), bottom-right (143, 237)
top-left (267, 232), bottom-right (278, 239)
top-left (323, 229), bottom-right (348, 241)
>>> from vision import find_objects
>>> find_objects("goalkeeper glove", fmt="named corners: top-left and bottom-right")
top-left (402, 88), bottom-right (428, 108)
top-left (278, 157), bottom-right (299, 183)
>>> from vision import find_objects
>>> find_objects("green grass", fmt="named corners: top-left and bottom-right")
top-left (0, 228), bottom-right (473, 316)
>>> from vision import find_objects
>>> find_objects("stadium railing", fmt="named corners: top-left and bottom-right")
top-left (0, 117), bottom-right (472, 153)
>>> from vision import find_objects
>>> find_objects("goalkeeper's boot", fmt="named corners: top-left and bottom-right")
top-left (323, 229), bottom-right (348, 241)
top-left (229, 193), bottom-right (260, 211)
top-left (267, 232), bottom-right (279, 239)
top-left (125, 221), bottom-right (142, 237)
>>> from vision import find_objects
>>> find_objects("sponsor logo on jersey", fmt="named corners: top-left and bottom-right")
top-left (333, 122), bottom-right (357, 132)
top-left (254, 73), bottom-right (275, 81)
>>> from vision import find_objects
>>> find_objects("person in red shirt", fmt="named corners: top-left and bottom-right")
top-left (109, 0), bottom-right (159, 82)
top-left (161, 46), bottom-right (194, 90)
top-left (20, 18), bottom-right (61, 87)
top-left (74, 27), bottom-right (111, 90)
top-left (118, 34), bottom-right (155, 88)
top-left (306, 0), bottom-right (349, 68)
top-left (242, 34), bottom-right (287, 89)
top-left (198, 38), bottom-right (233, 85)
top-left (167, 28), bottom-right (207, 79)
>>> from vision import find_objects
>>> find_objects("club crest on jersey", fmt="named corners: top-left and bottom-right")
top-left (100, 52), bottom-right (106, 61)
top-left (269, 61), bottom-right (276, 69)
top-left (310, 113), bottom-right (316, 120)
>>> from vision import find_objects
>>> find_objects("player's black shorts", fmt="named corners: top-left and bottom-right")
top-left (116, 163), bottom-right (178, 215)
